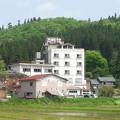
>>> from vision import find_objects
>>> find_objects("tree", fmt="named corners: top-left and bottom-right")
top-left (85, 72), bottom-right (93, 78)
top-left (18, 20), bottom-right (21, 26)
top-left (8, 22), bottom-right (12, 29)
top-left (110, 50), bottom-right (120, 79)
top-left (0, 59), bottom-right (6, 72)
top-left (85, 50), bottom-right (109, 78)
top-left (110, 50), bottom-right (120, 88)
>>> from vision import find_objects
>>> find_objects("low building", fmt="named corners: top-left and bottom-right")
top-left (90, 76), bottom-right (116, 94)
top-left (97, 76), bottom-right (116, 87)
top-left (9, 62), bottom-right (54, 76)
top-left (18, 74), bottom-right (68, 98)
top-left (67, 85), bottom-right (91, 98)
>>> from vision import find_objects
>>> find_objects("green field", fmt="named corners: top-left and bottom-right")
top-left (0, 97), bottom-right (120, 120)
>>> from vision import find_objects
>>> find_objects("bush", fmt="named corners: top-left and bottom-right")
top-left (116, 79), bottom-right (120, 88)
top-left (98, 85), bottom-right (114, 97)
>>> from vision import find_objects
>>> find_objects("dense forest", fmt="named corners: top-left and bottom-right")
top-left (0, 14), bottom-right (120, 81)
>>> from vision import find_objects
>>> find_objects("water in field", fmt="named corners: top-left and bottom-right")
top-left (0, 111), bottom-right (120, 120)
top-left (37, 112), bottom-right (120, 120)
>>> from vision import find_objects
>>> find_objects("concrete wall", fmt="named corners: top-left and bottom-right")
top-left (18, 80), bottom-right (36, 98)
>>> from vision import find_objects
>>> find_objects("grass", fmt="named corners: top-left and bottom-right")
top-left (0, 97), bottom-right (120, 120)
top-left (0, 97), bottom-right (120, 112)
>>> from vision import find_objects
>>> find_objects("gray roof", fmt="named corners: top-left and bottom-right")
top-left (10, 63), bottom-right (54, 67)
top-left (91, 79), bottom-right (99, 85)
top-left (98, 76), bottom-right (116, 82)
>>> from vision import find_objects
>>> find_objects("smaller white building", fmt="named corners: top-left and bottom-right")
top-left (18, 74), bottom-right (68, 98)
top-left (67, 86), bottom-right (91, 98)
top-left (9, 61), bottom-right (54, 76)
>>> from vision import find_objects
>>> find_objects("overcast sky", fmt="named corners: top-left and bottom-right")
top-left (0, 0), bottom-right (120, 26)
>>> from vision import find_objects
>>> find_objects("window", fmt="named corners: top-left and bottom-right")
top-left (69, 90), bottom-right (77, 93)
top-left (77, 70), bottom-right (82, 75)
top-left (54, 70), bottom-right (59, 74)
top-left (26, 92), bottom-right (33, 96)
top-left (75, 78), bottom-right (82, 83)
top-left (82, 90), bottom-right (90, 95)
top-left (77, 54), bottom-right (82, 58)
top-left (44, 69), bottom-right (52, 73)
top-left (65, 54), bottom-right (70, 58)
top-left (54, 61), bottom-right (59, 66)
top-left (65, 62), bottom-right (70, 66)
top-left (23, 68), bottom-right (30, 72)
top-left (54, 53), bottom-right (59, 58)
top-left (30, 82), bottom-right (33, 86)
top-left (34, 69), bottom-right (41, 72)
top-left (77, 62), bottom-right (82, 66)
top-left (68, 46), bottom-right (72, 49)
top-left (64, 70), bottom-right (70, 75)
top-left (57, 45), bottom-right (62, 48)
top-left (63, 45), bottom-right (67, 49)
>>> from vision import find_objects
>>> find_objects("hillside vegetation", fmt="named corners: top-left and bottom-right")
top-left (0, 15), bottom-right (120, 80)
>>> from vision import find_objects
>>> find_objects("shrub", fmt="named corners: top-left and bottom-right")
top-left (98, 85), bottom-right (114, 97)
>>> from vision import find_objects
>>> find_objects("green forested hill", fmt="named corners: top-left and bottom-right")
top-left (0, 16), bottom-right (120, 79)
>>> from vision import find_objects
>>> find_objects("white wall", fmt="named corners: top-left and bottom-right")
top-left (18, 75), bottom-right (67, 98)
top-left (48, 48), bottom-right (86, 86)
top-left (36, 75), bottom-right (67, 98)
top-left (10, 63), bottom-right (53, 76)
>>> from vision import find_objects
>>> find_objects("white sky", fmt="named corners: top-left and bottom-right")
top-left (0, 0), bottom-right (120, 26)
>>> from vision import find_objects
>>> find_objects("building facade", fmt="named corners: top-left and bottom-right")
top-left (18, 74), bottom-right (68, 98)
top-left (43, 37), bottom-right (86, 88)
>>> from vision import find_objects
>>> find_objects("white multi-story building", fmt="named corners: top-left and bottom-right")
top-left (43, 37), bottom-right (86, 88)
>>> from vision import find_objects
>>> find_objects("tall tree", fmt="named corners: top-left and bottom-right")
top-left (110, 50), bottom-right (120, 79)
top-left (85, 50), bottom-right (109, 78)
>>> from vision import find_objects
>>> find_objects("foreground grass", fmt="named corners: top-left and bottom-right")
top-left (0, 97), bottom-right (120, 120)
top-left (0, 97), bottom-right (120, 112)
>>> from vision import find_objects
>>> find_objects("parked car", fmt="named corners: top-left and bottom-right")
top-left (6, 94), bottom-right (11, 99)
top-left (83, 94), bottom-right (98, 98)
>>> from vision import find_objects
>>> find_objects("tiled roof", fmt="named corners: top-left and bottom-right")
top-left (67, 85), bottom-right (81, 90)
top-left (98, 76), bottom-right (116, 82)
top-left (20, 74), bottom-right (68, 82)
top-left (10, 63), bottom-right (54, 67)
top-left (20, 74), bottom-right (48, 81)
